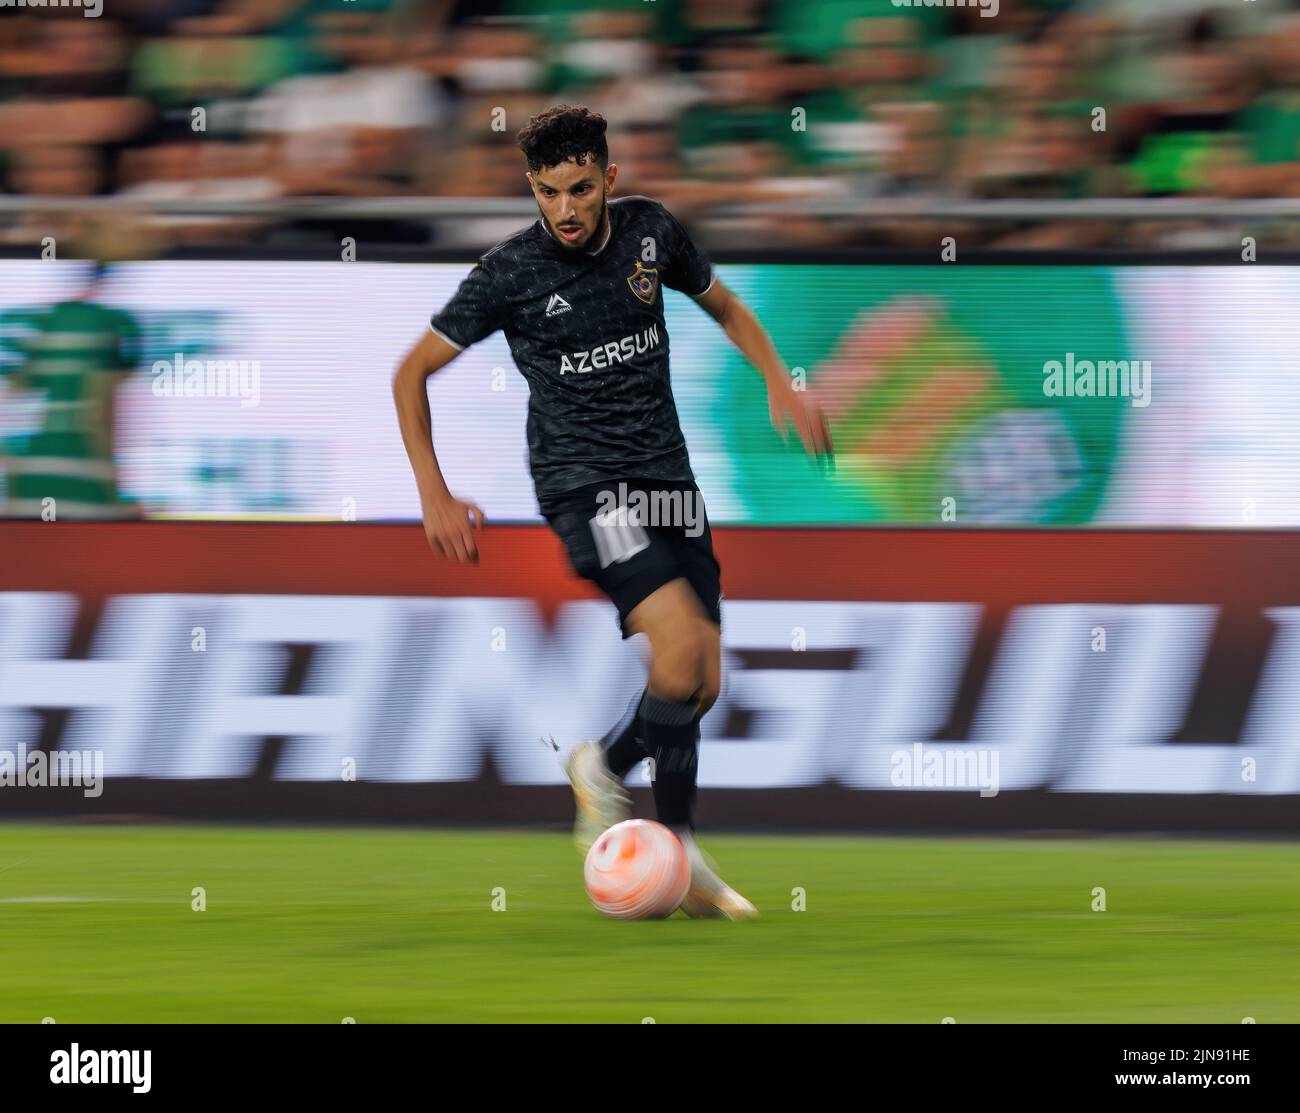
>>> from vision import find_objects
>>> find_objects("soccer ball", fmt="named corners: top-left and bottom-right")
top-left (583, 819), bottom-right (690, 920)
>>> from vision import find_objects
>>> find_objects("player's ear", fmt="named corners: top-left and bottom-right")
top-left (604, 162), bottom-right (617, 193)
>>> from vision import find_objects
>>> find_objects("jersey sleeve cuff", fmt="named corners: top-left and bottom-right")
top-left (428, 322), bottom-right (466, 351)
top-left (691, 269), bottom-right (717, 299)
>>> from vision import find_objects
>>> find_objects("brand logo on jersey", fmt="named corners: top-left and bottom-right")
top-left (626, 260), bottom-right (659, 305)
top-left (545, 294), bottom-right (572, 317)
top-left (559, 324), bottom-right (661, 375)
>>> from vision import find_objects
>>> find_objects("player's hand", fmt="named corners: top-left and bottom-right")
top-left (768, 382), bottom-right (834, 469)
top-left (421, 494), bottom-right (486, 564)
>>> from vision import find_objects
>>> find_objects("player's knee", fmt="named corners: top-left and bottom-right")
top-left (649, 627), bottom-right (710, 704)
top-left (693, 623), bottom-right (721, 712)
top-left (696, 675), bottom-right (720, 714)
top-left (650, 658), bottom-right (705, 704)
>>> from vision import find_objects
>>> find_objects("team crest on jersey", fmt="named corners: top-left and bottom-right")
top-left (626, 260), bottom-right (659, 305)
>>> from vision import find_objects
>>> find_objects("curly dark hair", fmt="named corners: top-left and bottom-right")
top-left (516, 105), bottom-right (609, 174)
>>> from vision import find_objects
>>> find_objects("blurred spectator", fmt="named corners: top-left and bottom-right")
top-left (0, 0), bottom-right (1296, 253)
top-left (0, 262), bottom-right (143, 520)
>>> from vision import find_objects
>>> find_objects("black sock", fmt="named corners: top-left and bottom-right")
top-left (601, 689), bottom-right (649, 779)
top-left (639, 690), bottom-right (699, 829)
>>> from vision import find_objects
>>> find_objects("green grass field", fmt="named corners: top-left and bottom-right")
top-left (1, 823), bottom-right (1296, 1023)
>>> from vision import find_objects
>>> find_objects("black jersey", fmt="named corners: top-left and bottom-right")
top-left (429, 195), bottom-right (715, 509)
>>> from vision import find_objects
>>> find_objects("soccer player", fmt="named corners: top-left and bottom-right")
top-left (393, 105), bottom-right (831, 919)
top-left (0, 261), bottom-right (142, 520)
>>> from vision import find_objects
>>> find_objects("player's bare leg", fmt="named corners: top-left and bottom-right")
top-left (558, 578), bottom-right (692, 856)
top-left (626, 578), bottom-right (756, 919)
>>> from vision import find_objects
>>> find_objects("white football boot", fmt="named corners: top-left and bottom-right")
top-left (561, 739), bottom-right (631, 857)
top-left (673, 828), bottom-right (758, 920)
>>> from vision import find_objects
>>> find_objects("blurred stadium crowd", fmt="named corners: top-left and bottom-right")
top-left (2, 0), bottom-right (1300, 252)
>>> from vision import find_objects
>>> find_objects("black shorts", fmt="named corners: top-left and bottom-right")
top-left (541, 477), bottom-right (723, 638)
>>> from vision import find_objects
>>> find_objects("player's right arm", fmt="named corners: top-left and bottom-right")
top-left (392, 329), bottom-right (486, 564)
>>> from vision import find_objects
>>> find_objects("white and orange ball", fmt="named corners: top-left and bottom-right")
top-left (583, 819), bottom-right (690, 920)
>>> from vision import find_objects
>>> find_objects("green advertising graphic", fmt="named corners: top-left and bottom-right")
top-left (714, 267), bottom-right (1129, 524)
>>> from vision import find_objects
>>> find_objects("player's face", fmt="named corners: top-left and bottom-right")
top-left (528, 157), bottom-right (617, 250)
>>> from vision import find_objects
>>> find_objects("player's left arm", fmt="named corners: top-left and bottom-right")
top-left (692, 279), bottom-right (833, 464)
